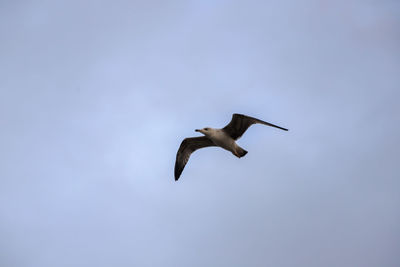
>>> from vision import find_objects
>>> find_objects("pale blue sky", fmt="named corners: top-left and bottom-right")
top-left (1, 1), bottom-right (399, 266)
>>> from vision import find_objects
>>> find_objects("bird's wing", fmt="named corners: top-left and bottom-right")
top-left (174, 136), bottom-right (216, 181)
top-left (223, 113), bottom-right (288, 140)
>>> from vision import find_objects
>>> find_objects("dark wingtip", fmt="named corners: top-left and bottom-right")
top-left (262, 121), bottom-right (289, 131)
top-left (174, 168), bottom-right (181, 181)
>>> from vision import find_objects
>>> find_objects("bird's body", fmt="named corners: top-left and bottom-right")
top-left (197, 128), bottom-right (246, 157)
top-left (174, 113), bottom-right (288, 181)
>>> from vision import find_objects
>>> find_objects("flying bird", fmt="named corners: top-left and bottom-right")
top-left (174, 113), bottom-right (288, 181)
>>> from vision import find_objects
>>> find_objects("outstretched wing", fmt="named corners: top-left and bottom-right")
top-left (223, 113), bottom-right (288, 140)
top-left (174, 136), bottom-right (216, 181)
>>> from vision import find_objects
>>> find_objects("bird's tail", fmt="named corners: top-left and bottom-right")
top-left (235, 146), bottom-right (248, 158)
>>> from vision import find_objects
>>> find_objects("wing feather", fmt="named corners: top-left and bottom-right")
top-left (174, 136), bottom-right (215, 181)
top-left (223, 113), bottom-right (288, 140)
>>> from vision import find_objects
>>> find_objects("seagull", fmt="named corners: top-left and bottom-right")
top-left (174, 113), bottom-right (288, 181)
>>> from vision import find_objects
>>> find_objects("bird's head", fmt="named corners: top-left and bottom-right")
top-left (195, 127), bottom-right (213, 136)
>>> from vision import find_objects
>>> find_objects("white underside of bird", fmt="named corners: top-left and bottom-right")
top-left (195, 128), bottom-right (247, 157)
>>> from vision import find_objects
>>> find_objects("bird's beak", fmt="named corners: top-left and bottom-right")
top-left (195, 129), bottom-right (200, 132)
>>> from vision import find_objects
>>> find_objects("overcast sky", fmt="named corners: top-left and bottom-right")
top-left (1, 1), bottom-right (399, 266)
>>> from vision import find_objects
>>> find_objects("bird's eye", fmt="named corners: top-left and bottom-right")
top-left (204, 128), bottom-right (209, 131)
